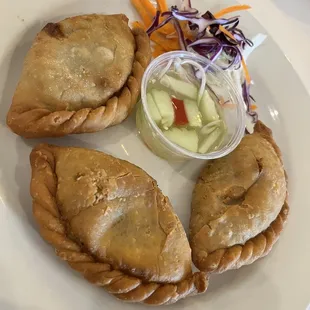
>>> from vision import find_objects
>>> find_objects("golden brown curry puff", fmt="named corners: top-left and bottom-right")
top-left (7, 14), bottom-right (151, 138)
top-left (30, 144), bottom-right (208, 305)
top-left (190, 121), bottom-right (289, 273)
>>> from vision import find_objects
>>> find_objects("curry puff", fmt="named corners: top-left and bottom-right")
top-left (7, 14), bottom-right (151, 138)
top-left (30, 144), bottom-right (208, 305)
top-left (190, 121), bottom-right (289, 273)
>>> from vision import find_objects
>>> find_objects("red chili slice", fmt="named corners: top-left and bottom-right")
top-left (171, 97), bottom-right (189, 126)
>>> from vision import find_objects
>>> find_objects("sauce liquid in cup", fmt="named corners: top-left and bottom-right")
top-left (136, 51), bottom-right (246, 161)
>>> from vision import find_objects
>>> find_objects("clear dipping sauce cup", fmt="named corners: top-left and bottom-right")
top-left (136, 51), bottom-right (246, 161)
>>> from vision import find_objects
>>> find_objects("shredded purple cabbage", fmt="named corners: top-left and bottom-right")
top-left (146, 3), bottom-right (257, 123)
top-left (147, 6), bottom-right (252, 70)
top-left (172, 18), bottom-right (187, 50)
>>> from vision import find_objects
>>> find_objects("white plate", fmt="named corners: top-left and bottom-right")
top-left (0, 1), bottom-right (309, 309)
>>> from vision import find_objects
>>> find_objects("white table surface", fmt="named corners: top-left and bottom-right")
top-left (244, 0), bottom-right (310, 94)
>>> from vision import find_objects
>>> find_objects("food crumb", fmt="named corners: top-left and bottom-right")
top-left (17, 15), bottom-right (25, 22)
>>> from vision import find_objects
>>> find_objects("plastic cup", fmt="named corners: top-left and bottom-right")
top-left (136, 51), bottom-right (246, 161)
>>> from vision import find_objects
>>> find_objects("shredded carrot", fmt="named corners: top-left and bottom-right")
top-left (241, 57), bottom-right (251, 84)
top-left (143, 0), bottom-right (157, 17)
top-left (153, 44), bottom-right (166, 57)
top-left (219, 25), bottom-right (237, 42)
top-left (158, 1), bottom-right (176, 35)
top-left (157, 0), bottom-right (168, 12)
top-left (166, 31), bottom-right (178, 39)
top-left (132, 21), bottom-right (146, 29)
top-left (179, 20), bottom-right (194, 39)
top-left (130, 0), bottom-right (253, 74)
top-left (214, 5), bottom-right (251, 18)
top-left (131, 0), bottom-right (153, 26)
top-left (223, 103), bottom-right (237, 109)
top-left (131, 0), bottom-right (174, 35)
top-left (218, 25), bottom-right (251, 84)
top-left (251, 104), bottom-right (258, 110)
top-left (151, 32), bottom-right (180, 51)
top-left (157, 20), bottom-right (176, 35)
top-left (157, 20), bottom-right (192, 40)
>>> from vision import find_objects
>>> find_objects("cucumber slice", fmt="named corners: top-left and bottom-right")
top-left (198, 128), bottom-right (222, 153)
top-left (160, 75), bottom-right (198, 100)
top-left (146, 93), bottom-right (161, 125)
top-left (183, 99), bottom-right (202, 128)
top-left (164, 127), bottom-right (198, 153)
top-left (200, 90), bottom-right (220, 123)
top-left (151, 89), bottom-right (175, 129)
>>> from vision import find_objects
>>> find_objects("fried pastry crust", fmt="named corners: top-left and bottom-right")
top-left (30, 144), bottom-right (208, 305)
top-left (7, 14), bottom-right (151, 138)
top-left (190, 121), bottom-right (289, 273)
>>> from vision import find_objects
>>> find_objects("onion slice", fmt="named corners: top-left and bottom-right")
top-left (180, 59), bottom-right (206, 104)
top-left (158, 59), bottom-right (174, 80)
top-left (200, 120), bottom-right (222, 135)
